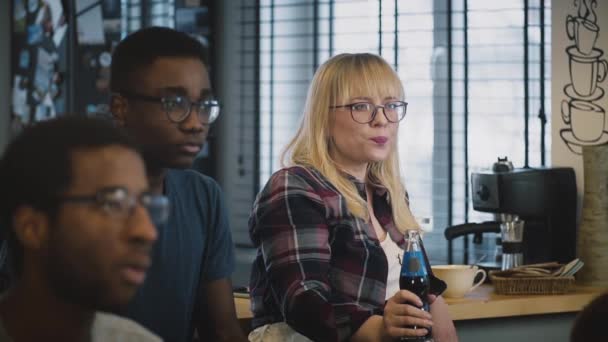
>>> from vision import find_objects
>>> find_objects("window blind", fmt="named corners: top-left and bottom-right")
top-left (120, 0), bottom-right (175, 37)
top-left (244, 0), bottom-right (551, 265)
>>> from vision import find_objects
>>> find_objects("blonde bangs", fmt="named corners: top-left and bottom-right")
top-left (331, 54), bottom-right (405, 106)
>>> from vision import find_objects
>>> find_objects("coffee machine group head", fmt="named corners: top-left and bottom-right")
top-left (471, 166), bottom-right (577, 264)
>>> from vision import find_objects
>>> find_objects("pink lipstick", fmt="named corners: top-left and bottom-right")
top-left (370, 136), bottom-right (388, 144)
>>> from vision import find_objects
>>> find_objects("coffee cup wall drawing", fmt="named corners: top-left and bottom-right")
top-left (566, 15), bottom-right (599, 55)
top-left (431, 265), bottom-right (487, 299)
top-left (561, 99), bottom-right (606, 142)
top-left (567, 47), bottom-right (607, 97)
top-left (560, 2), bottom-right (606, 156)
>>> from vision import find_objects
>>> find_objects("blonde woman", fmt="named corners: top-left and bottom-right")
top-left (248, 53), bottom-right (457, 342)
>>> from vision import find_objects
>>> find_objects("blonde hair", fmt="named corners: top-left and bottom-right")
top-left (281, 53), bottom-right (419, 233)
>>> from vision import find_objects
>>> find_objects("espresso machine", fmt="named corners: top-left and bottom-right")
top-left (445, 162), bottom-right (577, 267)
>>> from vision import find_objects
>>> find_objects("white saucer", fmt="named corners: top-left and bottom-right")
top-left (564, 84), bottom-right (605, 101)
top-left (560, 128), bottom-right (608, 155)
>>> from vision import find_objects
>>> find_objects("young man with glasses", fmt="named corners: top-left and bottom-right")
top-left (110, 27), bottom-right (246, 342)
top-left (0, 116), bottom-right (166, 341)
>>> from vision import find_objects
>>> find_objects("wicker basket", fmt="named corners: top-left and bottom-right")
top-left (489, 271), bottom-right (575, 295)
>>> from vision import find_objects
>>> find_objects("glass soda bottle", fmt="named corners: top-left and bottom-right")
top-left (399, 229), bottom-right (433, 342)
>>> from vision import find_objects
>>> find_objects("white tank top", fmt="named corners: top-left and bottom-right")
top-left (381, 236), bottom-right (403, 301)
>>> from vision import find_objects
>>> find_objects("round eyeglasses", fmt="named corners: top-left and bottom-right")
top-left (119, 91), bottom-right (220, 124)
top-left (330, 101), bottom-right (408, 124)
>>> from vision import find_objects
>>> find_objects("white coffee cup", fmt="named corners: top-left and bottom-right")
top-left (432, 265), bottom-right (487, 299)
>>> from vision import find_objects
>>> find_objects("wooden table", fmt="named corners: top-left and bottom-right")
top-left (235, 284), bottom-right (606, 341)
top-left (442, 284), bottom-right (604, 320)
top-left (234, 293), bottom-right (253, 321)
top-left (235, 284), bottom-right (604, 322)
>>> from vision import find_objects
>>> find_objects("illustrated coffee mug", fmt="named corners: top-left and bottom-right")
top-left (431, 265), bottom-right (487, 299)
top-left (568, 47), bottom-right (607, 97)
top-left (561, 99), bottom-right (605, 142)
top-left (566, 15), bottom-right (599, 55)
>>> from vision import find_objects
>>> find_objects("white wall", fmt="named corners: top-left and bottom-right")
top-left (552, 0), bottom-right (608, 210)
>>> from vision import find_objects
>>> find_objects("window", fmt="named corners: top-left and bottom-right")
top-left (120, 0), bottom-right (175, 36)
top-left (250, 0), bottom-right (551, 265)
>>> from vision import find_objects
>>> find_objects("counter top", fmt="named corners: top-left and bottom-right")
top-left (235, 285), bottom-right (606, 322)
top-left (442, 284), bottom-right (603, 320)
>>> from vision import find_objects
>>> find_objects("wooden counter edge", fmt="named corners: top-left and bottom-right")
top-left (444, 285), bottom-right (605, 320)
top-left (235, 296), bottom-right (253, 319)
top-left (234, 285), bottom-right (607, 323)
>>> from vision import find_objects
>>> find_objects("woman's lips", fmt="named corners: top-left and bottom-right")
top-left (370, 136), bottom-right (388, 144)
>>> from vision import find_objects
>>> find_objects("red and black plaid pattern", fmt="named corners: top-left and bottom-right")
top-left (248, 166), bottom-right (410, 342)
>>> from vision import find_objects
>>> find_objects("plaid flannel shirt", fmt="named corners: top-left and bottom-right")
top-left (248, 166), bottom-right (414, 341)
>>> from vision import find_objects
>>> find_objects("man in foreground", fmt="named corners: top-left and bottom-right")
top-left (0, 116), bottom-right (166, 341)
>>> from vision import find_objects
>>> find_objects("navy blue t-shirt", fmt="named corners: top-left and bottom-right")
top-left (122, 169), bottom-right (236, 342)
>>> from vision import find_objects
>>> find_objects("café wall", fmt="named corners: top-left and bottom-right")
top-left (0, 0), bottom-right (10, 153)
top-left (552, 0), bottom-right (608, 209)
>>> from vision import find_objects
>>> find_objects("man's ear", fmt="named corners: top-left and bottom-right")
top-left (12, 206), bottom-right (51, 252)
top-left (110, 94), bottom-right (128, 127)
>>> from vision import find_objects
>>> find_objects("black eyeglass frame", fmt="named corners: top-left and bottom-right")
top-left (117, 91), bottom-right (221, 124)
top-left (330, 101), bottom-right (408, 124)
top-left (58, 186), bottom-right (170, 225)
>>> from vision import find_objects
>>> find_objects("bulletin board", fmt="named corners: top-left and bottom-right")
top-left (9, 0), bottom-right (122, 137)
top-left (10, 0), bottom-right (70, 136)
top-left (73, 0), bottom-right (122, 118)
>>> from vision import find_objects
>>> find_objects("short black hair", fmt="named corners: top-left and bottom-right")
top-left (0, 116), bottom-right (139, 275)
top-left (110, 26), bottom-right (208, 92)
top-left (571, 292), bottom-right (608, 342)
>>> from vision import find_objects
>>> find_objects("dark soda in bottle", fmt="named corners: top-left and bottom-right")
top-left (399, 229), bottom-right (432, 342)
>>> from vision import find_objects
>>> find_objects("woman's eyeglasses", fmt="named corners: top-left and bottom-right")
top-left (330, 101), bottom-right (408, 124)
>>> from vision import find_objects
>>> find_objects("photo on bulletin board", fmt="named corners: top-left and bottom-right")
top-left (14, 0), bottom-right (27, 32)
top-left (28, 0), bottom-right (40, 13)
top-left (18, 50), bottom-right (30, 70)
top-left (77, 4), bottom-right (106, 45)
top-left (33, 48), bottom-right (55, 97)
top-left (12, 76), bottom-right (30, 124)
top-left (42, 0), bottom-right (65, 31)
top-left (27, 24), bottom-right (44, 45)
